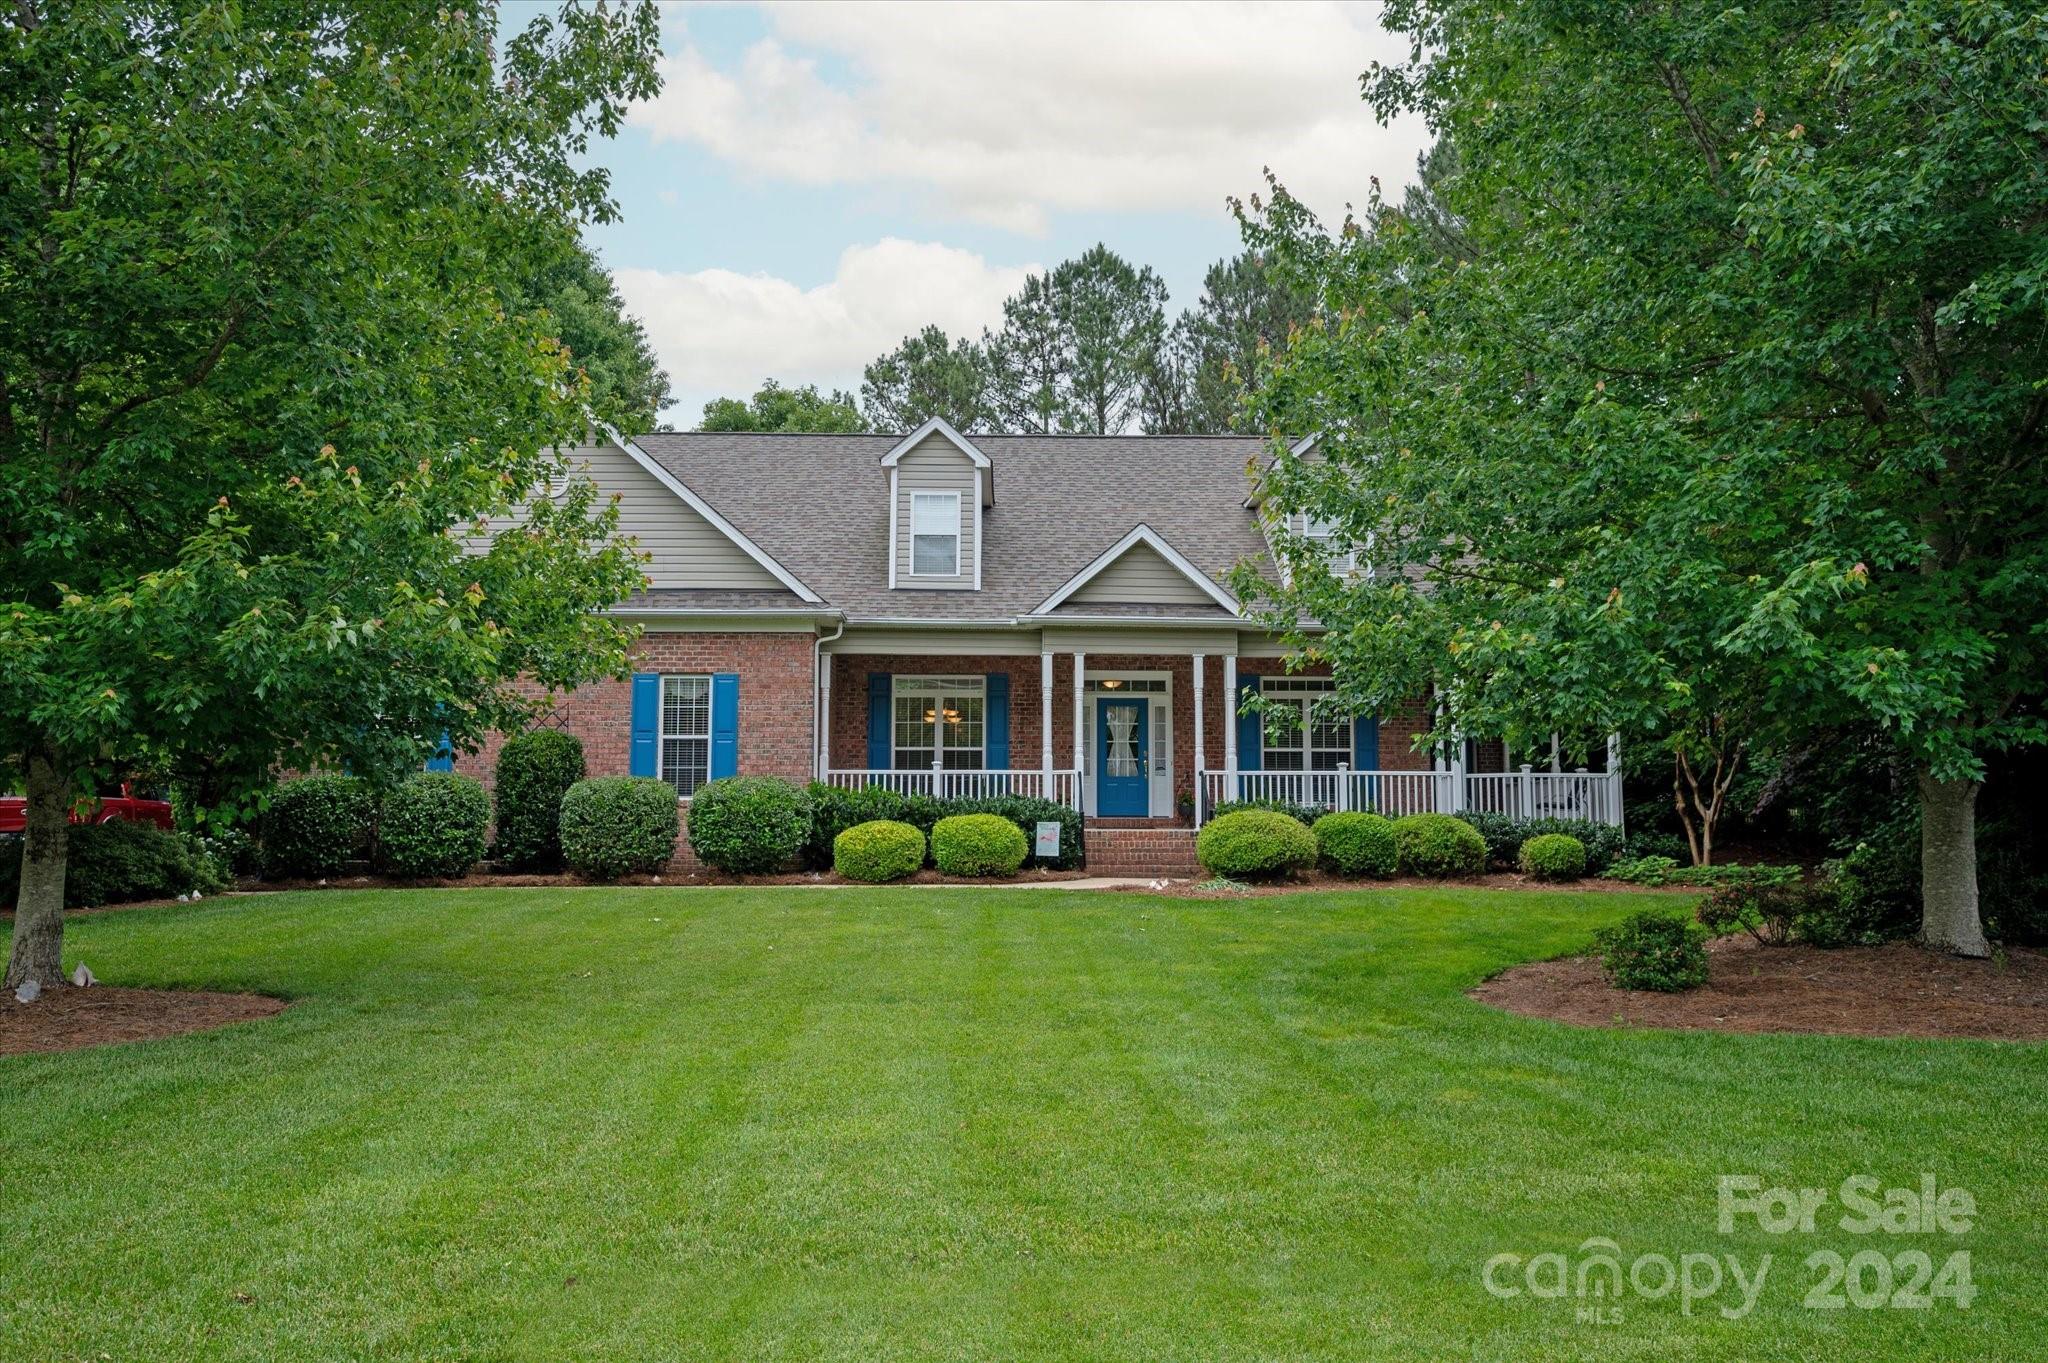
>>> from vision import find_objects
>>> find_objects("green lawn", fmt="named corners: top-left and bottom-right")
top-left (3, 886), bottom-right (2044, 1362)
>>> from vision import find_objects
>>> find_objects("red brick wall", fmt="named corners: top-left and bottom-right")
top-left (451, 631), bottom-right (818, 792)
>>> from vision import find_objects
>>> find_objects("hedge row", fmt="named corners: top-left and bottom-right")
top-left (801, 782), bottom-right (1081, 872)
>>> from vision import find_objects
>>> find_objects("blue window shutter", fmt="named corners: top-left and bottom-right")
top-left (866, 673), bottom-right (892, 769)
top-left (1236, 674), bottom-right (1262, 771)
top-left (984, 673), bottom-right (1010, 769)
top-left (710, 672), bottom-right (740, 779)
top-left (426, 730), bottom-right (454, 772)
top-left (1354, 714), bottom-right (1379, 769)
top-left (630, 673), bottom-right (660, 778)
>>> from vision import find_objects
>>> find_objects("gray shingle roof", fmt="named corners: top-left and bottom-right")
top-left (613, 588), bottom-right (822, 613)
top-left (630, 432), bottom-right (1277, 622)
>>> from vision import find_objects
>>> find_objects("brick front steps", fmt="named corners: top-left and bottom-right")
top-left (1084, 820), bottom-right (1201, 876)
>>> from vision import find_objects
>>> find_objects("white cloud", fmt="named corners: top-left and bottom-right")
top-left (630, 1), bottom-right (1425, 234)
top-left (616, 238), bottom-right (1035, 418)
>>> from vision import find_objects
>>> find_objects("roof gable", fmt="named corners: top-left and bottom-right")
top-left (1031, 524), bottom-right (1239, 616)
top-left (598, 424), bottom-right (822, 603)
top-left (880, 416), bottom-right (990, 469)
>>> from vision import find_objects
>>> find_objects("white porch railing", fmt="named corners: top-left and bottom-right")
top-left (1198, 764), bottom-right (1622, 828)
top-left (823, 768), bottom-right (1081, 807)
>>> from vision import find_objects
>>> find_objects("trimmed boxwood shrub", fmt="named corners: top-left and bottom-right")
top-left (803, 786), bottom-right (1083, 871)
top-left (1196, 809), bottom-right (1317, 880)
top-left (493, 730), bottom-right (585, 870)
top-left (1312, 811), bottom-right (1397, 878)
top-left (1519, 832), bottom-right (1588, 882)
top-left (931, 813), bottom-right (1029, 877)
top-left (1393, 812), bottom-right (1487, 878)
top-left (559, 777), bottom-right (679, 880)
top-left (1211, 796), bottom-right (1322, 827)
top-left (946, 795), bottom-right (1082, 870)
top-left (1459, 813), bottom-right (1624, 874)
top-left (687, 776), bottom-right (813, 874)
top-left (1595, 908), bottom-right (1711, 992)
top-left (261, 774), bottom-right (374, 878)
top-left (1, 820), bottom-right (225, 909)
top-left (805, 783), bottom-right (910, 869)
top-left (833, 820), bottom-right (926, 883)
top-left (378, 773), bottom-right (490, 878)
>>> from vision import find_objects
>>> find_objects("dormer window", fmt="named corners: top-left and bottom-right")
top-left (1302, 514), bottom-right (1357, 573)
top-left (910, 491), bottom-right (961, 576)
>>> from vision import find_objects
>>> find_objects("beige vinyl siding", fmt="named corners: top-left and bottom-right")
top-left (894, 433), bottom-right (976, 590)
top-left (826, 627), bottom-right (1039, 656)
top-left (1067, 540), bottom-right (1218, 605)
top-left (1039, 625), bottom-right (1239, 655)
top-left (481, 443), bottom-right (780, 590)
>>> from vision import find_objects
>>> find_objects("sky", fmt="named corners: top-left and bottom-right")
top-left (503, 1), bottom-right (1431, 426)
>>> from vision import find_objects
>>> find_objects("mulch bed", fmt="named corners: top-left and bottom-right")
top-left (1473, 935), bottom-right (2048, 1041)
top-left (0, 984), bottom-right (287, 1056)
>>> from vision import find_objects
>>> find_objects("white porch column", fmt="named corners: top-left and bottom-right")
top-left (1071, 651), bottom-right (1086, 777)
top-left (816, 654), bottom-right (832, 779)
top-left (1221, 653), bottom-right (1238, 800)
top-left (1191, 653), bottom-right (1206, 824)
top-left (1040, 651), bottom-right (1055, 785)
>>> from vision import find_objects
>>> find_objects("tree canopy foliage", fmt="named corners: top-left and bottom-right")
top-left (697, 380), bottom-right (867, 433)
top-left (851, 244), bottom-right (1310, 435)
top-left (0, 0), bottom-right (664, 987)
top-left (1238, 0), bottom-right (2048, 953)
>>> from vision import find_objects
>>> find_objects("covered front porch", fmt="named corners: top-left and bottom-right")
top-left (814, 626), bottom-right (1621, 828)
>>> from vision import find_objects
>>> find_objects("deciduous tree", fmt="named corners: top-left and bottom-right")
top-left (0, 1), bottom-right (662, 989)
top-left (1240, 0), bottom-right (2048, 953)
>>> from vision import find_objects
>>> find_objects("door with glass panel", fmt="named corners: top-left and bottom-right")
top-left (1095, 697), bottom-right (1149, 816)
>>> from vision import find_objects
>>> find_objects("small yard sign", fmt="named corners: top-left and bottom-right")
top-left (1034, 822), bottom-right (1063, 859)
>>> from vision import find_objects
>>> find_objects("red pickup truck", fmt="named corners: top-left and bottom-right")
top-left (0, 782), bottom-right (174, 837)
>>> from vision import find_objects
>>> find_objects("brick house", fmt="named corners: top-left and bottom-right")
top-left (455, 419), bottom-right (1620, 869)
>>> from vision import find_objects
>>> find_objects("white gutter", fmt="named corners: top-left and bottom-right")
top-left (812, 617), bottom-right (845, 781)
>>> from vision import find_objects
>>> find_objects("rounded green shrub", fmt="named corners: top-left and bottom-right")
top-left (1312, 811), bottom-right (1398, 878)
top-left (378, 773), bottom-right (490, 878)
top-left (261, 774), bottom-right (375, 878)
top-left (1518, 832), bottom-right (1588, 882)
top-left (559, 776), bottom-right (679, 881)
top-left (492, 729), bottom-right (586, 870)
top-left (1, 820), bottom-right (225, 909)
top-left (1392, 812), bottom-right (1487, 878)
top-left (931, 813), bottom-right (1029, 877)
top-left (833, 820), bottom-right (926, 883)
top-left (1196, 809), bottom-right (1317, 880)
top-left (1594, 908), bottom-right (1711, 992)
top-left (687, 776), bottom-right (813, 874)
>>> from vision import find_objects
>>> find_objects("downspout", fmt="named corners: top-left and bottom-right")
top-left (812, 617), bottom-right (845, 782)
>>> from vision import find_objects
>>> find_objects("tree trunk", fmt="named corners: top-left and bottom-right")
top-left (1917, 768), bottom-right (1989, 958)
top-left (5, 750), bottom-right (72, 992)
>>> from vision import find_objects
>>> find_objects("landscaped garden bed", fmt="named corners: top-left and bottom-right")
top-left (1473, 934), bottom-right (2048, 1041)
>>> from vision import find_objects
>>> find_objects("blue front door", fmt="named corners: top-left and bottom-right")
top-left (1096, 697), bottom-right (1149, 816)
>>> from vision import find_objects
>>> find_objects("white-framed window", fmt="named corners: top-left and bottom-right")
top-left (1261, 678), bottom-right (1352, 772)
top-left (1300, 514), bottom-right (1358, 573)
top-left (660, 674), bottom-right (712, 797)
top-left (892, 675), bottom-right (985, 770)
top-left (910, 491), bottom-right (961, 576)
